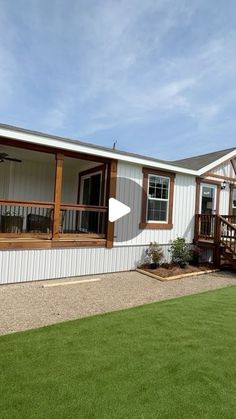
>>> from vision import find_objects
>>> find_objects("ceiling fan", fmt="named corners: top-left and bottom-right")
top-left (0, 153), bottom-right (22, 163)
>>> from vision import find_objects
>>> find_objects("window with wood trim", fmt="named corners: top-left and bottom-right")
top-left (140, 168), bottom-right (175, 229)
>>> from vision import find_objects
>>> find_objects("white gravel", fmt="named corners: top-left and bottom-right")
top-left (0, 270), bottom-right (235, 335)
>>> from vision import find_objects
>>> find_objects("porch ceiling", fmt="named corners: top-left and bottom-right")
top-left (0, 144), bottom-right (101, 168)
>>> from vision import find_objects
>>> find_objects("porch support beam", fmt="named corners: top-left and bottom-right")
top-left (203, 172), bottom-right (236, 182)
top-left (53, 153), bottom-right (64, 239)
top-left (106, 159), bottom-right (117, 249)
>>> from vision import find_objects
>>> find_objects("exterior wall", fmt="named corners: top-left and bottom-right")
top-left (0, 160), bottom-right (198, 284)
top-left (0, 244), bottom-right (173, 284)
top-left (0, 158), bottom-right (99, 203)
top-left (115, 161), bottom-right (196, 246)
top-left (0, 161), bottom-right (10, 198)
top-left (0, 158), bottom-right (55, 201)
top-left (211, 160), bottom-right (234, 178)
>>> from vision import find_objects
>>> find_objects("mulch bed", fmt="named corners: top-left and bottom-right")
top-left (140, 263), bottom-right (215, 279)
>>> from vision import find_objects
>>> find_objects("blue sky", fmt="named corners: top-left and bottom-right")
top-left (0, 0), bottom-right (236, 160)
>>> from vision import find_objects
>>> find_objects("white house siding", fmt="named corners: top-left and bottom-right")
top-left (0, 160), bottom-right (197, 284)
top-left (0, 158), bottom-right (55, 201)
top-left (0, 245), bottom-right (171, 284)
top-left (114, 161), bottom-right (196, 246)
top-left (0, 158), bottom-right (99, 203)
top-left (0, 161), bottom-right (10, 198)
top-left (211, 160), bottom-right (234, 178)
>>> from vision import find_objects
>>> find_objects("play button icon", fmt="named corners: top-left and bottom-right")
top-left (108, 198), bottom-right (131, 222)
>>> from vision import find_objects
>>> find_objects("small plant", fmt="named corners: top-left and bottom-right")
top-left (146, 242), bottom-right (164, 268)
top-left (169, 237), bottom-right (191, 268)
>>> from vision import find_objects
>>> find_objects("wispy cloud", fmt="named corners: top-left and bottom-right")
top-left (0, 0), bottom-right (236, 158)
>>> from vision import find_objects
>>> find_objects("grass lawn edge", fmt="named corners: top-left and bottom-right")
top-left (1, 283), bottom-right (236, 339)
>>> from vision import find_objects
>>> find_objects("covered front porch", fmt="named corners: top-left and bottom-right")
top-left (0, 140), bottom-right (116, 249)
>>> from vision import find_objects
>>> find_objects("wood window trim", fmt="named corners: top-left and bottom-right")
top-left (195, 178), bottom-right (220, 215)
top-left (140, 168), bottom-right (175, 230)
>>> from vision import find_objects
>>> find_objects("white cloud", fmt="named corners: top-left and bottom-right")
top-left (0, 0), bottom-right (236, 156)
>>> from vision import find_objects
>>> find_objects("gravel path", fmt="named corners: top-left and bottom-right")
top-left (0, 270), bottom-right (236, 335)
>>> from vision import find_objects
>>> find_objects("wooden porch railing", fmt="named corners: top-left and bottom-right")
top-left (0, 199), bottom-right (54, 238)
top-left (195, 214), bottom-right (236, 266)
top-left (0, 200), bottom-right (108, 239)
top-left (195, 214), bottom-right (236, 243)
top-left (60, 203), bottom-right (108, 237)
top-left (194, 214), bottom-right (216, 241)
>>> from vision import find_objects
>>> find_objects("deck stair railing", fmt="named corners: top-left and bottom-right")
top-left (195, 214), bottom-right (236, 267)
top-left (218, 215), bottom-right (236, 255)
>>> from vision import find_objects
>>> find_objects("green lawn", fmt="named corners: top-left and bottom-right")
top-left (1, 287), bottom-right (236, 419)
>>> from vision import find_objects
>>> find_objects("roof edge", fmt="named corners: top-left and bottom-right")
top-left (0, 123), bottom-right (198, 176)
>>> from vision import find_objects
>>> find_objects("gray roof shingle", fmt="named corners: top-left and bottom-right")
top-left (170, 148), bottom-right (236, 170)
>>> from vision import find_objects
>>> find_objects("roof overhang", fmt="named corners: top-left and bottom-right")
top-left (0, 125), bottom-right (198, 176)
top-left (0, 124), bottom-right (235, 177)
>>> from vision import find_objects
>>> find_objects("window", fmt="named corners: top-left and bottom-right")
top-left (147, 175), bottom-right (170, 222)
top-left (233, 189), bottom-right (236, 215)
top-left (140, 168), bottom-right (175, 229)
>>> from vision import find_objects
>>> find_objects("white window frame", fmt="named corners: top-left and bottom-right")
top-left (146, 174), bottom-right (170, 223)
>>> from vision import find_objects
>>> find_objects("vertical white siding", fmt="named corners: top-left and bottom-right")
top-left (0, 160), bottom-right (201, 284)
top-left (0, 161), bottom-right (10, 198)
top-left (0, 158), bottom-right (101, 203)
top-left (219, 188), bottom-right (230, 215)
top-left (0, 244), bottom-right (173, 285)
top-left (211, 160), bottom-right (234, 178)
top-left (115, 161), bottom-right (196, 246)
top-left (6, 159), bottom-right (55, 202)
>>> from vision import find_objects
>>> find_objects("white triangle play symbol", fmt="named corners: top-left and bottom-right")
top-left (109, 198), bottom-right (131, 222)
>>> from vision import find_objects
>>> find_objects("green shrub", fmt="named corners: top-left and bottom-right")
top-left (146, 242), bottom-right (164, 266)
top-left (169, 237), bottom-right (191, 268)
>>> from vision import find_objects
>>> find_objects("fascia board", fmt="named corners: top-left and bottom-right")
top-left (0, 126), bottom-right (197, 176)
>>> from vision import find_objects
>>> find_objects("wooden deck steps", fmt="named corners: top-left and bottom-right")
top-left (195, 214), bottom-right (236, 269)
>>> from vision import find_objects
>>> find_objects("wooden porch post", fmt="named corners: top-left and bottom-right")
top-left (53, 153), bottom-right (64, 239)
top-left (106, 159), bottom-right (117, 248)
top-left (213, 215), bottom-right (221, 268)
